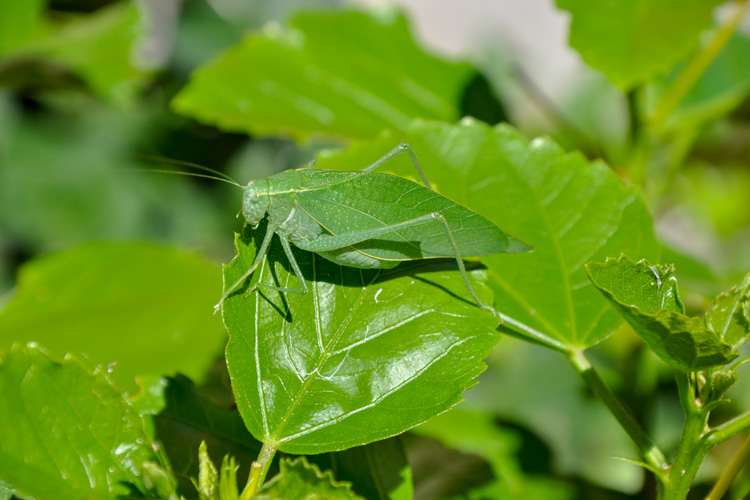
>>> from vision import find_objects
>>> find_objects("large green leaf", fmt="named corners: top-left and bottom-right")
top-left (152, 375), bottom-right (264, 497)
top-left (0, 343), bottom-right (163, 500)
top-left (257, 457), bottom-right (364, 500)
top-left (172, 9), bottom-right (474, 140)
top-left (556, 0), bottom-right (724, 89)
top-left (586, 255), bottom-right (737, 371)
top-left (223, 224), bottom-right (500, 454)
top-left (706, 273), bottom-right (750, 351)
top-left (0, 0), bottom-right (45, 53)
top-left (316, 119), bottom-right (660, 349)
top-left (0, 243), bottom-right (226, 392)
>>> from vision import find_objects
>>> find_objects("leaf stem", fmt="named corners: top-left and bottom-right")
top-left (706, 432), bottom-right (750, 500)
top-left (494, 310), bottom-right (570, 353)
top-left (567, 350), bottom-right (668, 476)
top-left (241, 442), bottom-right (277, 499)
top-left (648, 0), bottom-right (749, 130)
top-left (707, 410), bottom-right (750, 446)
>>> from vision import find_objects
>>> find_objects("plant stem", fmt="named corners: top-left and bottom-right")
top-left (241, 442), bottom-right (277, 499)
top-left (707, 410), bottom-right (750, 446)
top-left (706, 432), bottom-right (750, 500)
top-left (567, 350), bottom-right (668, 476)
top-left (649, 0), bottom-right (749, 131)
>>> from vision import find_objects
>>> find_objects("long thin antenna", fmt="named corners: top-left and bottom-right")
top-left (133, 154), bottom-right (242, 186)
top-left (126, 168), bottom-right (243, 188)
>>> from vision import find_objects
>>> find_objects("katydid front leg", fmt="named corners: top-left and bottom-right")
top-left (241, 236), bottom-right (310, 297)
top-left (303, 212), bottom-right (494, 312)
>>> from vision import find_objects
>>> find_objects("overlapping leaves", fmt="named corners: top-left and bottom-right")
top-left (222, 223), bottom-right (500, 454)
top-left (586, 255), bottom-right (740, 371)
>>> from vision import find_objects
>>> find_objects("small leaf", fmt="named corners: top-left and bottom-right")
top-left (0, 242), bottom-right (226, 392)
top-left (706, 273), bottom-right (750, 350)
top-left (224, 223), bottom-right (500, 454)
top-left (197, 442), bottom-right (219, 500)
top-left (257, 457), bottom-right (365, 500)
top-left (587, 255), bottom-right (737, 371)
top-left (153, 376), bottom-right (263, 496)
top-left (556, 0), bottom-right (723, 89)
top-left (0, 343), bottom-right (160, 500)
top-left (172, 9), bottom-right (474, 140)
top-left (316, 119), bottom-right (660, 350)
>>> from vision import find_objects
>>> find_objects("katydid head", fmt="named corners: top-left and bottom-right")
top-left (242, 179), bottom-right (270, 226)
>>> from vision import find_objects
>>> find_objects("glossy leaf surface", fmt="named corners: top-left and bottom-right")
top-left (172, 9), bottom-right (474, 140)
top-left (706, 273), bottom-right (750, 351)
top-left (556, 0), bottom-right (723, 89)
top-left (0, 344), bottom-right (159, 500)
top-left (0, 243), bottom-right (226, 391)
top-left (223, 224), bottom-right (500, 454)
top-left (317, 119), bottom-right (659, 349)
top-left (587, 255), bottom-right (737, 371)
top-left (258, 458), bottom-right (364, 500)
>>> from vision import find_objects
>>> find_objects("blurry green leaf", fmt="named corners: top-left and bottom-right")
top-left (257, 457), bottom-right (364, 500)
top-left (197, 441), bottom-right (219, 500)
top-left (0, 480), bottom-right (12, 500)
top-left (0, 0), bottom-right (45, 53)
top-left (317, 119), bottom-right (660, 349)
top-left (556, 0), bottom-right (723, 89)
top-left (0, 343), bottom-right (160, 500)
top-left (706, 273), bottom-right (750, 350)
top-left (415, 409), bottom-right (573, 500)
top-left (0, 242), bottom-right (226, 392)
top-left (224, 224), bottom-right (500, 454)
top-left (153, 375), bottom-right (263, 497)
top-left (320, 438), bottom-right (413, 500)
top-left (172, 9), bottom-right (474, 140)
top-left (661, 32), bottom-right (750, 129)
top-left (587, 255), bottom-right (737, 371)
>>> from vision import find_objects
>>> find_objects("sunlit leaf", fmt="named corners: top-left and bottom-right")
top-left (224, 224), bottom-right (500, 454)
top-left (0, 343), bottom-right (163, 500)
top-left (706, 273), bottom-right (750, 351)
top-left (587, 255), bottom-right (737, 371)
top-left (556, 0), bottom-right (724, 89)
top-left (172, 8), bottom-right (474, 140)
top-left (317, 119), bottom-right (660, 350)
top-left (0, 243), bottom-right (226, 392)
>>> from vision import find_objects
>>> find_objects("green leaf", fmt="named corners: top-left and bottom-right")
top-left (0, 480), bottom-right (13, 500)
top-left (316, 119), bottom-right (660, 349)
top-left (316, 438), bottom-right (413, 500)
top-left (586, 255), bottom-right (737, 371)
top-left (706, 273), bottom-right (750, 351)
top-left (659, 32), bottom-right (750, 129)
top-left (153, 375), bottom-right (264, 496)
top-left (0, 343), bottom-right (161, 500)
top-left (257, 457), bottom-right (364, 500)
top-left (556, 0), bottom-right (724, 89)
top-left (0, 0), bottom-right (45, 53)
top-left (172, 8), bottom-right (474, 140)
top-left (0, 242), bottom-right (226, 392)
top-left (224, 223), bottom-right (500, 454)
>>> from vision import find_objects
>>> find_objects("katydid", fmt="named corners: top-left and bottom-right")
top-left (215, 143), bottom-right (531, 314)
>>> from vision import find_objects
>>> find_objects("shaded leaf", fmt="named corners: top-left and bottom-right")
top-left (258, 457), bottom-right (364, 500)
top-left (153, 375), bottom-right (264, 497)
top-left (172, 9), bottom-right (474, 140)
top-left (556, 0), bottom-right (723, 89)
top-left (587, 255), bottom-right (737, 371)
top-left (0, 343), bottom-right (162, 500)
top-left (706, 273), bottom-right (750, 350)
top-left (317, 119), bottom-right (660, 349)
top-left (0, 242), bottom-right (226, 392)
top-left (312, 437), bottom-right (413, 500)
top-left (224, 223), bottom-right (500, 454)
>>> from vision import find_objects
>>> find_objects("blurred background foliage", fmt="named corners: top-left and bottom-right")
top-left (0, 0), bottom-right (749, 499)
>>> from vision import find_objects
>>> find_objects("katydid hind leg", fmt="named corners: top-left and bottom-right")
top-left (362, 143), bottom-right (433, 189)
top-left (302, 211), bottom-right (494, 312)
top-left (214, 224), bottom-right (276, 314)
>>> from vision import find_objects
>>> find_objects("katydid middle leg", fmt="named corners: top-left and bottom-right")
top-left (362, 143), bottom-right (433, 189)
top-left (302, 212), bottom-right (493, 312)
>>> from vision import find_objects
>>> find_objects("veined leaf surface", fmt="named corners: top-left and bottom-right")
top-left (317, 119), bottom-right (660, 350)
top-left (257, 458), bottom-right (364, 500)
top-left (223, 224), bottom-right (500, 454)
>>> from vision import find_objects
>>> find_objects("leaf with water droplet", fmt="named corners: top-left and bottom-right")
top-left (586, 255), bottom-right (737, 371)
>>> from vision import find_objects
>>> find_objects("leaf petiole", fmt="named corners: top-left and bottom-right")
top-left (240, 442), bottom-right (277, 498)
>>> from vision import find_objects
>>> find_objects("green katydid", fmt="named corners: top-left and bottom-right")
top-left (213, 143), bottom-right (531, 314)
